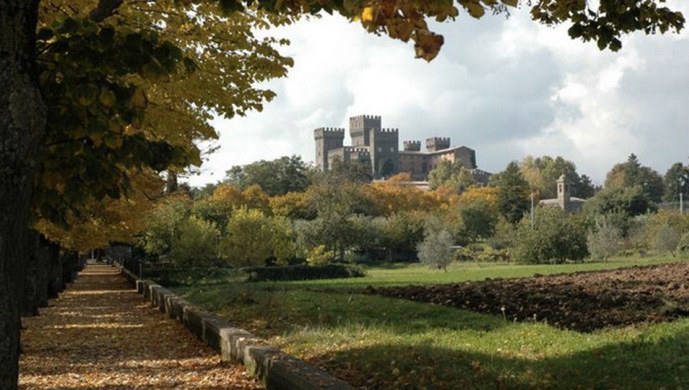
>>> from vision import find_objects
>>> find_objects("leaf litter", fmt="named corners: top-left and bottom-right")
top-left (19, 263), bottom-right (262, 389)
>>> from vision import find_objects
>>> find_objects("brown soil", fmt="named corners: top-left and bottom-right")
top-left (19, 263), bottom-right (261, 389)
top-left (363, 261), bottom-right (689, 332)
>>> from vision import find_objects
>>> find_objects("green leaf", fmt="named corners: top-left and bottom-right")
top-left (37, 27), bottom-right (54, 41)
top-left (75, 83), bottom-right (99, 106)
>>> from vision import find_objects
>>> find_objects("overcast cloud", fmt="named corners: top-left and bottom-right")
top-left (187, 2), bottom-right (689, 187)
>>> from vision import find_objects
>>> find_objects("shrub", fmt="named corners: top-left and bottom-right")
top-left (587, 220), bottom-right (622, 261)
top-left (677, 232), bottom-right (689, 254)
top-left (417, 229), bottom-right (454, 271)
top-left (169, 216), bottom-right (220, 268)
top-left (306, 245), bottom-right (335, 266)
top-left (513, 207), bottom-right (588, 264)
top-left (655, 225), bottom-right (682, 256)
top-left (244, 264), bottom-right (366, 282)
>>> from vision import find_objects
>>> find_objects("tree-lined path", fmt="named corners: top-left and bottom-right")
top-left (19, 263), bottom-right (261, 389)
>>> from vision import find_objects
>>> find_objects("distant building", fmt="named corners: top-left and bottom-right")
top-left (539, 175), bottom-right (586, 212)
top-left (314, 115), bottom-right (483, 181)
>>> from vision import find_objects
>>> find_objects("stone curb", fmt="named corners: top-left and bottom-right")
top-left (119, 267), bottom-right (352, 390)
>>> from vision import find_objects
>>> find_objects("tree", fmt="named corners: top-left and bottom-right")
top-left (0, 0), bottom-right (685, 387)
top-left (654, 225), bottom-right (682, 256)
top-left (225, 155), bottom-right (313, 196)
top-left (587, 219), bottom-right (622, 261)
top-left (428, 160), bottom-right (476, 193)
top-left (520, 155), bottom-right (595, 199)
top-left (604, 154), bottom-right (664, 202)
top-left (170, 216), bottom-right (220, 267)
top-left (584, 185), bottom-right (657, 235)
top-left (457, 198), bottom-right (499, 242)
top-left (139, 196), bottom-right (191, 259)
top-left (513, 207), bottom-right (588, 264)
top-left (381, 211), bottom-right (426, 261)
top-left (362, 173), bottom-right (439, 216)
top-left (663, 163), bottom-right (689, 203)
top-left (220, 207), bottom-right (275, 267)
top-left (417, 229), bottom-right (454, 271)
top-left (490, 161), bottom-right (531, 224)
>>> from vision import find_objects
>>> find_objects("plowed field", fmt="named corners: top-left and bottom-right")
top-left (364, 261), bottom-right (689, 332)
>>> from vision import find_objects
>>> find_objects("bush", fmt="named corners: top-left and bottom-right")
top-left (244, 264), bottom-right (366, 282)
top-left (587, 220), bottom-right (622, 261)
top-left (169, 216), bottom-right (220, 268)
top-left (513, 207), bottom-right (588, 264)
top-left (677, 232), bottom-right (689, 254)
top-left (417, 229), bottom-right (453, 271)
top-left (655, 225), bottom-right (682, 255)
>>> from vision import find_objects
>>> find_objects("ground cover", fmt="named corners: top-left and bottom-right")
top-left (19, 263), bottom-right (260, 389)
top-left (172, 256), bottom-right (689, 389)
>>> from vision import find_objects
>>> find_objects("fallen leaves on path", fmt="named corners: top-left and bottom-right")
top-left (20, 263), bottom-right (262, 390)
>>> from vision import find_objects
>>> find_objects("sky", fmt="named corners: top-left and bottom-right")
top-left (185, 2), bottom-right (689, 188)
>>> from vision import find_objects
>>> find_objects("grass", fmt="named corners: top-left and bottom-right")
top-left (170, 255), bottom-right (689, 389)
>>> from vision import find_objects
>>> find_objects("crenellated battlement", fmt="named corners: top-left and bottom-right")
top-left (378, 128), bottom-right (399, 134)
top-left (403, 140), bottom-right (421, 151)
top-left (351, 114), bottom-right (382, 121)
top-left (314, 127), bottom-right (345, 139)
top-left (426, 136), bottom-right (451, 152)
top-left (343, 146), bottom-right (371, 155)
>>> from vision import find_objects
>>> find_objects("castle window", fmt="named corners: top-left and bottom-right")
top-left (377, 147), bottom-right (382, 152)
top-left (390, 147), bottom-right (395, 152)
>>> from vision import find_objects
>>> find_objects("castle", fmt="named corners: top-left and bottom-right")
top-left (315, 115), bottom-right (482, 181)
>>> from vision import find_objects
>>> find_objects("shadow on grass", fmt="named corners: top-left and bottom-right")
top-left (312, 327), bottom-right (689, 389)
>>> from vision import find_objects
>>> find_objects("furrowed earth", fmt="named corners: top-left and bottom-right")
top-left (362, 261), bottom-right (689, 332)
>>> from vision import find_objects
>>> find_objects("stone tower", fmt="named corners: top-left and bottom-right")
top-left (426, 137), bottom-right (451, 152)
top-left (349, 115), bottom-right (381, 147)
top-left (557, 174), bottom-right (571, 211)
top-left (370, 128), bottom-right (399, 177)
top-left (314, 127), bottom-right (344, 170)
top-left (348, 115), bottom-right (399, 177)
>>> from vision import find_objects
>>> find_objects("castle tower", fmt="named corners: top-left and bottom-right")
top-left (557, 174), bottom-right (571, 211)
top-left (314, 127), bottom-right (345, 170)
top-left (349, 115), bottom-right (381, 147)
top-left (426, 137), bottom-right (451, 152)
top-left (370, 128), bottom-right (399, 177)
top-left (403, 140), bottom-right (421, 151)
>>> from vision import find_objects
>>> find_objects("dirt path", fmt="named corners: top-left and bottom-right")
top-left (19, 263), bottom-right (261, 389)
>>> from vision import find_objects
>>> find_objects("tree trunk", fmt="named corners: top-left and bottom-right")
top-left (0, 1), bottom-right (45, 388)
top-left (21, 233), bottom-right (41, 317)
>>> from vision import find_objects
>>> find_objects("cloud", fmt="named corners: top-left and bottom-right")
top-left (185, 5), bottom-right (689, 188)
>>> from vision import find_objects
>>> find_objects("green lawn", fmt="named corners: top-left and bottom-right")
top-left (171, 256), bottom-right (689, 389)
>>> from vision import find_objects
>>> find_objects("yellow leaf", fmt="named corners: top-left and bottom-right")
top-left (130, 87), bottom-right (148, 109)
top-left (361, 6), bottom-right (374, 22)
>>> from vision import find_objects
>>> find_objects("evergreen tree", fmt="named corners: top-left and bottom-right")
top-left (490, 161), bottom-right (531, 224)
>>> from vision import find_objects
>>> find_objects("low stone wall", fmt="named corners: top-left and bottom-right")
top-left (119, 266), bottom-right (352, 390)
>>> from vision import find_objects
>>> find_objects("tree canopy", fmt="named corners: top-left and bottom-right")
top-left (604, 154), bottom-right (664, 203)
top-left (205, 0), bottom-right (685, 61)
top-left (225, 155), bottom-right (313, 196)
top-left (520, 155), bottom-right (595, 199)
